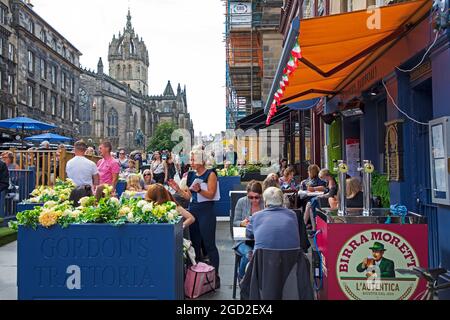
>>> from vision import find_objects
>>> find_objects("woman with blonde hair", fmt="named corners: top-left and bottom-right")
top-left (145, 184), bottom-right (195, 229)
top-left (168, 145), bottom-right (221, 287)
top-left (262, 173), bottom-right (280, 191)
top-left (329, 177), bottom-right (363, 209)
top-left (126, 173), bottom-right (143, 192)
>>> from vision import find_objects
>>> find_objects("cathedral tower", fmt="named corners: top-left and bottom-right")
top-left (108, 9), bottom-right (149, 95)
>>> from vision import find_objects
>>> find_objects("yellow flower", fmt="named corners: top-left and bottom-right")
top-left (119, 206), bottom-right (131, 217)
top-left (79, 197), bottom-right (91, 207)
top-left (110, 197), bottom-right (120, 206)
top-left (44, 201), bottom-right (58, 209)
top-left (39, 209), bottom-right (60, 228)
top-left (69, 210), bottom-right (81, 219)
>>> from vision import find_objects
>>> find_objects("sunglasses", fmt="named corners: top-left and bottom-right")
top-left (144, 174), bottom-right (151, 177)
top-left (248, 196), bottom-right (261, 200)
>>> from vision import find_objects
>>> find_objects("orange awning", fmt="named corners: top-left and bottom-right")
top-left (269, 0), bottom-right (432, 108)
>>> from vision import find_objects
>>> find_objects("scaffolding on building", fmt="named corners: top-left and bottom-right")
top-left (224, 0), bottom-right (283, 129)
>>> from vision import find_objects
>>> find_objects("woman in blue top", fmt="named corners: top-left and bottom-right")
top-left (169, 146), bottom-right (221, 288)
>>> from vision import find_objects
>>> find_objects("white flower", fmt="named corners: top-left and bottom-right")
top-left (119, 206), bottom-right (131, 217)
top-left (110, 197), bottom-right (120, 206)
top-left (79, 197), bottom-right (91, 207)
top-left (142, 202), bottom-right (153, 214)
top-left (69, 210), bottom-right (81, 219)
top-left (62, 209), bottom-right (72, 217)
top-left (127, 212), bottom-right (134, 222)
top-left (30, 197), bottom-right (40, 203)
top-left (167, 212), bottom-right (174, 220)
top-left (137, 200), bottom-right (147, 208)
top-left (44, 201), bottom-right (58, 209)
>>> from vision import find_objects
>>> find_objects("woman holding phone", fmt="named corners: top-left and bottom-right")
top-left (168, 146), bottom-right (221, 288)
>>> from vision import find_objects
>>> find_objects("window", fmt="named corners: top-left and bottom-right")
top-left (62, 47), bottom-right (66, 58)
top-left (108, 108), bottom-right (119, 137)
top-left (40, 29), bottom-right (47, 42)
top-left (8, 43), bottom-right (14, 61)
top-left (0, 72), bottom-right (2, 90)
top-left (40, 59), bottom-right (46, 79)
top-left (28, 50), bottom-right (34, 73)
top-left (69, 77), bottom-right (74, 94)
top-left (7, 75), bottom-right (14, 95)
top-left (61, 72), bottom-right (66, 90)
top-left (61, 99), bottom-right (66, 119)
top-left (27, 84), bottom-right (34, 107)
top-left (130, 40), bottom-right (135, 54)
top-left (51, 38), bottom-right (57, 51)
top-left (51, 65), bottom-right (57, 84)
top-left (28, 20), bottom-right (35, 34)
top-left (0, 6), bottom-right (7, 25)
top-left (0, 38), bottom-right (3, 57)
top-left (40, 90), bottom-right (46, 112)
top-left (51, 94), bottom-right (57, 115)
top-left (7, 107), bottom-right (12, 118)
top-left (128, 64), bottom-right (132, 79)
top-left (70, 103), bottom-right (75, 122)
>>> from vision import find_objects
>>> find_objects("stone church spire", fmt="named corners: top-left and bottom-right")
top-left (126, 9), bottom-right (132, 30)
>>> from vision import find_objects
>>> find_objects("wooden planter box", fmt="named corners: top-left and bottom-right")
top-left (18, 222), bottom-right (184, 300)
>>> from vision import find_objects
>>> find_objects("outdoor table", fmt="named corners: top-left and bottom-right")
top-left (314, 207), bottom-right (428, 300)
top-left (233, 227), bottom-right (248, 241)
top-left (298, 190), bottom-right (324, 199)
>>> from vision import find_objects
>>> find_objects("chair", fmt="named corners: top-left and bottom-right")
top-left (232, 250), bottom-right (242, 299)
top-left (240, 248), bottom-right (314, 300)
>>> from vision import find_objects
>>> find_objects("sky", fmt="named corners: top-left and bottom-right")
top-left (31, 0), bottom-right (227, 136)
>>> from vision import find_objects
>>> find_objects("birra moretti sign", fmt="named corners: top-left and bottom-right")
top-left (336, 229), bottom-right (420, 300)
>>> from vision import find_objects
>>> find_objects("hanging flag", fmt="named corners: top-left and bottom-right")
top-left (280, 80), bottom-right (286, 90)
top-left (287, 57), bottom-right (297, 73)
top-left (282, 74), bottom-right (289, 86)
top-left (277, 88), bottom-right (284, 97)
top-left (291, 42), bottom-right (302, 59)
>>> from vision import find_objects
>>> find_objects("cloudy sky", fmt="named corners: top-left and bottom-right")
top-left (31, 0), bottom-right (226, 136)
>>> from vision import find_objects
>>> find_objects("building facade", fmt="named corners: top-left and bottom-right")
top-left (0, 0), bottom-right (18, 141)
top-left (10, 0), bottom-right (82, 139)
top-left (79, 10), bottom-right (194, 151)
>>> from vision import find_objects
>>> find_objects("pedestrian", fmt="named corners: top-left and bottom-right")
top-left (118, 149), bottom-right (129, 171)
top-left (66, 140), bottom-right (100, 189)
top-left (97, 141), bottom-right (121, 194)
top-left (151, 151), bottom-right (167, 184)
top-left (0, 160), bottom-right (10, 193)
top-left (166, 152), bottom-right (177, 181)
top-left (168, 146), bottom-right (221, 288)
top-left (85, 147), bottom-right (95, 156)
top-left (1, 151), bottom-right (19, 170)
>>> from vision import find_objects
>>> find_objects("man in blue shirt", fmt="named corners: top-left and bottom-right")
top-left (246, 187), bottom-right (300, 250)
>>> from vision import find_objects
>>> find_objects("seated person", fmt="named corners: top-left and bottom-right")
top-left (69, 185), bottom-right (93, 207)
top-left (262, 173), bottom-right (280, 191)
top-left (1, 151), bottom-right (19, 170)
top-left (126, 174), bottom-right (143, 192)
top-left (279, 166), bottom-right (297, 192)
top-left (299, 164), bottom-right (327, 191)
top-left (145, 183), bottom-right (195, 229)
top-left (232, 180), bottom-right (264, 280)
top-left (124, 159), bottom-right (138, 176)
top-left (303, 169), bottom-right (337, 231)
top-left (246, 187), bottom-right (301, 251)
top-left (329, 177), bottom-right (364, 209)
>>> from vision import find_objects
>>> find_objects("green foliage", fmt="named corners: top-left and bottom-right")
top-left (217, 166), bottom-right (240, 177)
top-left (372, 172), bottom-right (390, 208)
top-left (147, 121), bottom-right (179, 152)
top-left (328, 118), bottom-right (342, 171)
top-left (243, 164), bottom-right (263, 173)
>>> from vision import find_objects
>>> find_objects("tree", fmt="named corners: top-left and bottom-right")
top-left (147, 121), bottom-right (179, 152)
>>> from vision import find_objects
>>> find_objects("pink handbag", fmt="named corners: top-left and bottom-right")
top-left (184, 262), bottom-right (216, 299)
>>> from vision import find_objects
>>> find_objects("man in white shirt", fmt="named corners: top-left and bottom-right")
top-left (66, 140), bottom-right (100, 188)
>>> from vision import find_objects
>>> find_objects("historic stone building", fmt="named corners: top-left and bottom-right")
top-left (0, 0), bottom-right (18, 138)
top-left (9, 0), bottom-right (82, 138)
top-left (79, 10), bottom-right (194, 151)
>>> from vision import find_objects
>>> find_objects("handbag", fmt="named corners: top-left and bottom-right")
top-left (184, 262), bottom-right (216, 299)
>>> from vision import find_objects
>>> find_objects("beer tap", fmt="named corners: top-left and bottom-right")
top-left (333, 160), bottom-right (349, 216)
top-left (357, 160), bottom-right (374, 217)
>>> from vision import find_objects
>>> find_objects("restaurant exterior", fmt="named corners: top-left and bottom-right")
top-left (250, 0), bottom-right (450, 299)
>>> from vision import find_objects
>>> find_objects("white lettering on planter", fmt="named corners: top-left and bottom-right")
top-left (66, 265), bottom-right (81, 290)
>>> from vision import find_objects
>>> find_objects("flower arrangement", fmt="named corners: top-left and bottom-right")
top-left (26, 178), bottom-right (76, 204)
top-left (216, 165), bottom-right (240, 177)
top-left (9, 183), bottom-right (181, 230)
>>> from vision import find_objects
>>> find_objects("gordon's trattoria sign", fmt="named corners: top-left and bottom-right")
top-left (336, 229), bottom-right (420, 300)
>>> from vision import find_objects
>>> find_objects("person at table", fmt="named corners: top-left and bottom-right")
top-left (1, 151), bottom-right (19, 170)
top-left (97, 141), bottom-right (121, 194)
top-left (303, 169), bottom-right (337, 231)
top-left (124, 159), bottom-right (138, 176)
top-left (145, 183), bottom-right (195, 230)
top-left (168, 146), bottom-right (221, 288)
top-left (246, 187), bottom-right (301, 251)
top-left (329, 177), bottom-right (364, 209)
top-left (262, 173), bottom-right (280, 191)
top-left (278, 158), bottom-right (288, 177)
top-left (300, 164), bottom-right (327, 192)
top-left (118, 149), bottom-right (129, 171)
top-left (66, 140), bottom-right (100, 189)
top-left (151, 151), bottom-right (167, 184)
top-left (142, 169), bottom-right (154, 190)
top-left (279, 166), bottom-right (298, 192)
top-left (233, 180), bottom-right (264, 280)
top-left (126, 173), bottom-right (143, 192)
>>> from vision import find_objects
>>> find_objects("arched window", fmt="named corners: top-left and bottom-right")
top-left (130, 40), bottom-right (135, 54)
top-left (133, 112), bottom-right (138, 129)
top-left (40, 30), bottom-right (46, 42)
top-left (116, 65), bottom-right (121, 79)
top-left (128, 64), bottom-right (132, 79)
top-left (108, 108), bottom-right (119, 137)
top-left (62, 47), bottom-right (66, 58)
top-left (51, 38), bottom-right (57, 51)
top-left (122, 65), bottom-right (126, 79)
